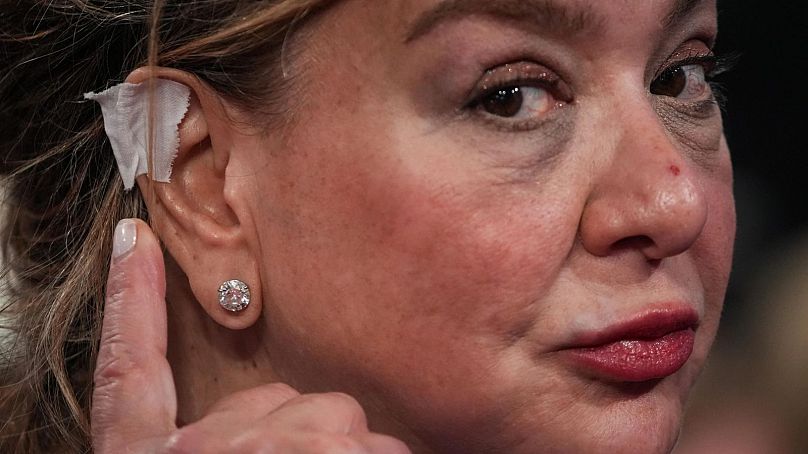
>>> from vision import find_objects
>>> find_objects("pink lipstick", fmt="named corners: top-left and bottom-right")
top-left (563, 307), bottom-right (698, 383)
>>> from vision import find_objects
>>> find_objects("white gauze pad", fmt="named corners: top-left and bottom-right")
top-left (84, 79), bottom-right (191, 190)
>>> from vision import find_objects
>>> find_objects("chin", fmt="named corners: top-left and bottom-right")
top-left (501, 389), bottom-right (685, 454)
top-left (480, 366), bottom-right (698, 454)
top-left (587, 395), bottom-right (685, 454)
top-left (553, 374), bottom-right (693, 454)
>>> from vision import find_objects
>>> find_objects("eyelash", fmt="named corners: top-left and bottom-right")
top-left (463, 65), bottom-right (570, 132)
top-left (655, 51), bottom-right (738, 110)
top-left (704, 52), bottom-right (738, 110)
top-left (462, 50), bottom-right (737, 132)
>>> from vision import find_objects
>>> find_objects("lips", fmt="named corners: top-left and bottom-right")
top-left (562, 307), bottom-right (699, 383)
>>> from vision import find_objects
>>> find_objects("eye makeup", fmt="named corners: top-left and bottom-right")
top-left (462, 61), bottom-right (573, 132)
top-left (652, 41), bottom-right (738, 111)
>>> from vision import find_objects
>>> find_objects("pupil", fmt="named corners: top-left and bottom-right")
top-left (651, 67), bottom-right (687, 97)
top-left (483, 87), bottom-right (523, 117)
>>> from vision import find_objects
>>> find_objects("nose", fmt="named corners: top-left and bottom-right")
top-left (580, 108), bottom-right (708, 261)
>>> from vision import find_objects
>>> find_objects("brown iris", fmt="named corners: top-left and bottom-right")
top-left (482, 86), bottom-right (524, 117)
top-left (651, 67), bottom-right (687, 97)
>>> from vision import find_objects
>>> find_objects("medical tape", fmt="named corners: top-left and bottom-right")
top-left (85, 79), bottom-right (191, 190)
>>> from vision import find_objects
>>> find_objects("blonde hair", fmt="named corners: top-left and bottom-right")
top-left (0, 1), bottom-right (329, 451)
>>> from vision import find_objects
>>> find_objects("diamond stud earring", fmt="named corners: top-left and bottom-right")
top-left (218, 279), bottom-right (251, 312)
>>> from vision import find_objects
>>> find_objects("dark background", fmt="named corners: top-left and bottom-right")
top-left (675, 2), bottom-right (807, 452)
top-left (715, 1), bottom-right (806, 324)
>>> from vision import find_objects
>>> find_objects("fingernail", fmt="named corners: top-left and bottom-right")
top-left (113, 219), bottom-right (137, 259)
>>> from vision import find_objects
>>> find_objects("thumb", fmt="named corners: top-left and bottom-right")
top-left (92, 219), bottom-right (177, 451)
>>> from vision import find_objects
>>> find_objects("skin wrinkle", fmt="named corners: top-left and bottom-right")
top-left (403, 28), bottom-right (582, 185)
top-left (485, 103), bottom-right (578, 184)
top-left (405, 0), bottom-right (602, 43)
top-left (658, 104), bottom-right (723, 169)
top-left (662, 0), bottom-right (702, 28)
top-left (406, 0), bottom-right (707, 44)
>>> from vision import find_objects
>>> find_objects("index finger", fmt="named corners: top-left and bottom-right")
top-left (91, 219), bottom-right (177, 451)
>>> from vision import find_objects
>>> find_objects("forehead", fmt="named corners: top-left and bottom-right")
top-left (349, 0), bottom-right (717, 42)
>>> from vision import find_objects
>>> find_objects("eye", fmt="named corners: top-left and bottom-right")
top-left (651, 61), bottom-right (711, 100)
top-left (465, 62), bottom-right (571, 130)
top-left (480, 85), bottom-right (552, 119)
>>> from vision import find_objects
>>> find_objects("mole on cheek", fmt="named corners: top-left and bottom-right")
top-left (669, 165), bottom-right (681, 176)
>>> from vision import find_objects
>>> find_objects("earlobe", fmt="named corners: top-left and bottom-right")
top-left (128, 67), bottom-right (262, 330)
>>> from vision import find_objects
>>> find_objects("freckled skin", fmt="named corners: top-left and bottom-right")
top-left (230, 1), bottom-right (735, 453)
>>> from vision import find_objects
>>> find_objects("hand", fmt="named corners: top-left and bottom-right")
top-left (92, 219), bottom-right (411, 453)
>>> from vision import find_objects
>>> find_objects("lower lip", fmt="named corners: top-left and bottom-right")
top-left (564, 329), bottom-right (695, 382)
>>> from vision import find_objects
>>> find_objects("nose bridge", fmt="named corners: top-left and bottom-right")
top-left (581, 97), bottom-right (708, 260)
top-left (619, 94), bottom-right (701, 188)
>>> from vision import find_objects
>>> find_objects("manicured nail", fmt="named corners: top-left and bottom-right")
top-left (113, 219), bottom-right (137, 259)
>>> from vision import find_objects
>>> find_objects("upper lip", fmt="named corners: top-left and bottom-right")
top-left (564, 305), bottom-right (700, 349)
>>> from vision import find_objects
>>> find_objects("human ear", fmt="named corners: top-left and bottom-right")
top-left (127, 67), bottom-right (261, 330)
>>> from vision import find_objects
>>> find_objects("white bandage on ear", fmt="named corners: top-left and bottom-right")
top-left (84, 79), bottom-right (191, 190)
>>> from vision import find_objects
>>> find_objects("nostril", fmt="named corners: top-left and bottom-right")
top-left (611, 235), bottom-right (654, 252)
top-left (611, 236), bottom-right (670, 264)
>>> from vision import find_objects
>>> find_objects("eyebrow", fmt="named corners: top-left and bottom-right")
top-left (405, 0), bottom-right (706, 43)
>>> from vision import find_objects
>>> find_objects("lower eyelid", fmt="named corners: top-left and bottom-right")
top-left (474, 101), bottom-right (569, 133)
top-left (657, 95), bottom-right (719, 122)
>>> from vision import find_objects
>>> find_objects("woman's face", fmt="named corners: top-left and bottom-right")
top-left (239, 0), bottom-right (735, 452)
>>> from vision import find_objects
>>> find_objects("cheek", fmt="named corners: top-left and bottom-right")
top-left (700, 145), bottom-right (736, 302)
top-left (314, 158), bottom-right (585, 436)
top-left (351, 163), bottom-right (577, 347)
top-left (260, 123), bottom-right (581, 407)
top-left (690, 148), bottom-right (736, 360)
top-left (700, 186), bottom-right (736, 305)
